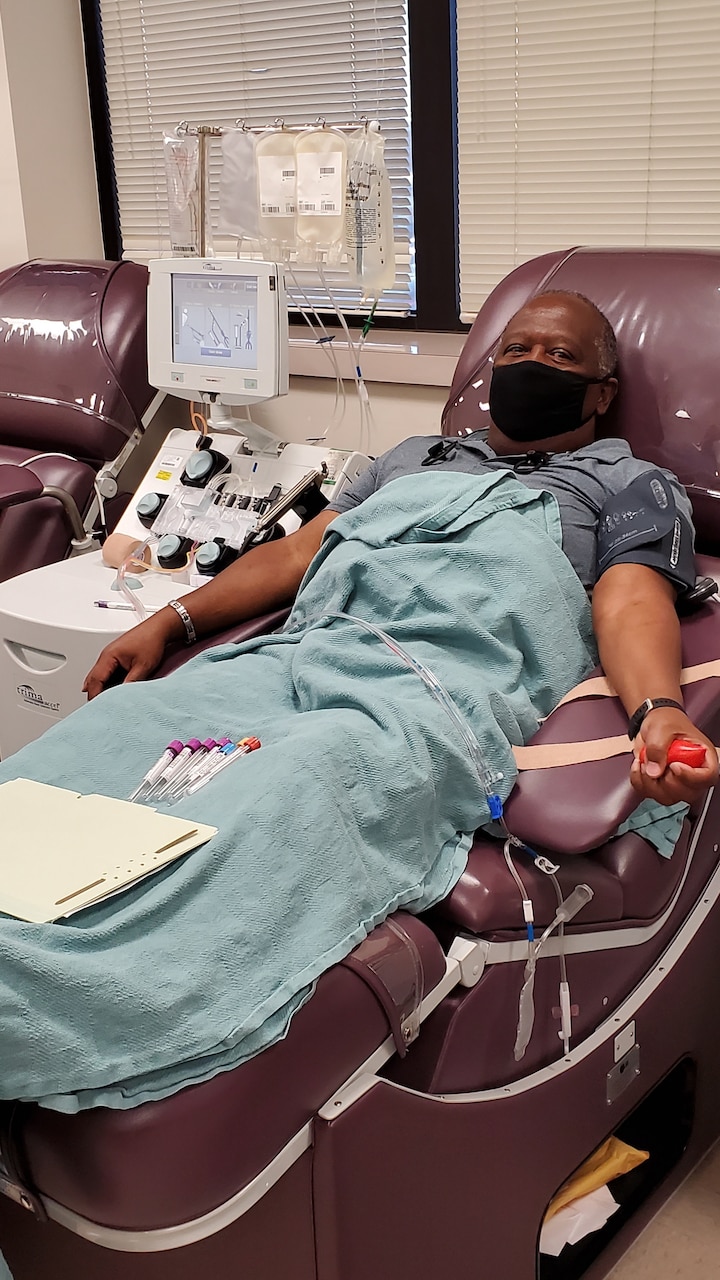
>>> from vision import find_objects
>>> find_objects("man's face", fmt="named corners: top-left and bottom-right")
top-left (488, 293), bottom-right (617, 453)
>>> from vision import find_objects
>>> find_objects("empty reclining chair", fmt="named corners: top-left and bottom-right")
top-left (2, 247), bottom-right (720, 1280)
top-left (0, 259), bottom-right (157, 582)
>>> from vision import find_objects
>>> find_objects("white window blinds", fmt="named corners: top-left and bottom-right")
top-left (97, 0), bottom-right (414, 314)
top-left (456, 0), bottom-right (720, 321)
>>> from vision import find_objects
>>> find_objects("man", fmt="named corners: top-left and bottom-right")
top-left (0, 289), bottom-right (712, 1114)
top-left (85, 290), bottom-right (718, 807)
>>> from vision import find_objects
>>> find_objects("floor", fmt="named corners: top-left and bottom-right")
top-left (607, 1142), bottom-right (720, 1277)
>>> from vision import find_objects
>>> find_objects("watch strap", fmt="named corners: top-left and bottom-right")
top-left (628, 697), bottom-right (685, 740)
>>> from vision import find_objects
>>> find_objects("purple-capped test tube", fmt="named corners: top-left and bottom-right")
top-left (147, 739), bottom-right (203, 802)
top-left (175, 738), bottom-right (232, 794)
top-left (128, 740), bottom-right (184, 803)
top-left (164, 738), bottom-right (221, 802)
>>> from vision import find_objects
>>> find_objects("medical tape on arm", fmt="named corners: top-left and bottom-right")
top-left (513, 657), bottom-right (720, 771)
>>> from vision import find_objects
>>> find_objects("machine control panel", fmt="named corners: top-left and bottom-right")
top-left (114, 429), bottom-right (370, 580)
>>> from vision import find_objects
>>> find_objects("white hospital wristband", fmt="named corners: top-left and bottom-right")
top-left (167, 599), bottom-right (197, 645)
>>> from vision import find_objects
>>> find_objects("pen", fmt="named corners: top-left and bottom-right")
top-left (94, 601), bottom-right (162, 612)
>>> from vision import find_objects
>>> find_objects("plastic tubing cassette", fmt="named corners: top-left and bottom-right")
top-left (114, 428), bottom-right (370, 581)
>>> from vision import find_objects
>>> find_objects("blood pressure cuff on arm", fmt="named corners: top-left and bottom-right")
top-left (596, 470), bottom-right (696, 594)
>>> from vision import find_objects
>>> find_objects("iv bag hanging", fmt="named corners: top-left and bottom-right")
top-left (163, 130), bottom-right (209, 257)
top-left (345, 122), bottom-right (396, 297)
top-left (218, 128), bottom-right (260, 244)
top-left (294, 126), bottom-right (347, 264)
top-left (256, 128), bottom-right (297, 260)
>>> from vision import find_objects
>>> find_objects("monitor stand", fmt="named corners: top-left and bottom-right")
top-left (207, 400), bottom-right (284, 456)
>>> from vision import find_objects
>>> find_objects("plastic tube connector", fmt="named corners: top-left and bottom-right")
top-left (487, 793), bottom-right (504, 821)
top-left (558, 980), bottom-right (573, 1052)
top-left (554, 883), bottom-right (593, 925)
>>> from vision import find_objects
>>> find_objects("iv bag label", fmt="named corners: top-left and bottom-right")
top-left (296, 152), bottom-right (344, 216)
top-left (257, 155), bottom-right (296, 217)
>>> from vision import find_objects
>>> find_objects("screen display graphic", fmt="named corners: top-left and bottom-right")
top-left (172, 274), bottom-right (258, 369)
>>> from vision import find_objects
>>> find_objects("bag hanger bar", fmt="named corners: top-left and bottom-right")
top-left (175, 117), bottom-right (371, 137)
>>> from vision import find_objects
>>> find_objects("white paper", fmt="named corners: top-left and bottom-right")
top-left (539, 1185), bottom-right (620, 1257)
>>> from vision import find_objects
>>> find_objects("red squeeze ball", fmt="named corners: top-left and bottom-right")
top-left (639, 738), bottom-right (707, 769)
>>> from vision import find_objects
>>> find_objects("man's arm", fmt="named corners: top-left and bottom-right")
top-left (592, 563), bottom-right (718, 804)
top-left (83, 509), bottom-right (339, 698)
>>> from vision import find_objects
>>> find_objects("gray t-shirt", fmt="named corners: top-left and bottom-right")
top-left (326, 432), bottom-right (694, 589)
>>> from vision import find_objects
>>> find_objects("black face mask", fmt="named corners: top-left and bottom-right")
top-left (489, 361), bottom-right (606, 443)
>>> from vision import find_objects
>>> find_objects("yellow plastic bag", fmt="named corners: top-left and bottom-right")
top-left (545, 1136), bottom-right (649, 1222)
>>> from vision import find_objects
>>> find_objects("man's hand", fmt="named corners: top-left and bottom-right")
top-left (83, 610), bottom-right (181, 700)
top-left (631, 706), bottom-right (718, 806)
top-left (82, 511), bottom-right (340, 700)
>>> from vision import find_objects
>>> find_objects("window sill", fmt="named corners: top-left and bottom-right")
top-left (288, 328), bottom-right (465, 388)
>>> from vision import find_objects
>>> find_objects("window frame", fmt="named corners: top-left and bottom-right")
top-left (79, 0), bottom-right (465, 333)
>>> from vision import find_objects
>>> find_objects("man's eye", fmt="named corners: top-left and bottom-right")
top-left (504, 343), bottom-right (526, 354)
top-left (551, 349), bottom-right (574, 360)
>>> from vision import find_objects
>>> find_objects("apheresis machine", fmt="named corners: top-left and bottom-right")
top-left (0, 258), bottom-right (369, 758)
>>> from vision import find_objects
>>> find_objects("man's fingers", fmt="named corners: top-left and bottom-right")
top-left (668, 759), bottom-right (718, 787)
top-left (122, 661), bottom-right (152, 684)
top-left (640, 736), bottom-right (667, 778)
top-left (83, 654), bottom-right (120, 700)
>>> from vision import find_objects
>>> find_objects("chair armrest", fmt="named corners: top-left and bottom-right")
top-left (504, 602), bottom-right (720, 855)
top-left (153, 608), bottom-right (291, 679)
top-left (0, 464), bottom-right (43, 509)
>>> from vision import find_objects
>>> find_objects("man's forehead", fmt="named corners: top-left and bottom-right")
top-left (502, 294), bottom-right (598, 343)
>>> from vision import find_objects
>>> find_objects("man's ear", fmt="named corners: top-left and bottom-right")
top-left (595, 376), bottom-right (618, 417)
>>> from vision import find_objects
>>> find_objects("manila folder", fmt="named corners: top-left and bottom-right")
top-left (0, 778), bottom-right (217, 923)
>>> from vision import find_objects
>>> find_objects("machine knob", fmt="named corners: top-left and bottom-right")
top-left (194, 539), bottom-right (238, 576)
top-left (136, 491), bottom-right (167, 529)
top-left (195, 540), bottom-right (223, 570)
top-left (184, 452), bottom-right (214, 482)
top-left (156, 534), bottom-right (192, 570)
top-left (180, 443), bottom-right (230, 488)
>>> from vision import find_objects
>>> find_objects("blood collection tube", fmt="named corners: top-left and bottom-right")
top-left (127, 740), bottom-right (184, 802)
top-left (147, 740), bottom-right (203, 801)
top-left (169, 738), bottom-right (233, 802)
top-left (164, 738), bottom-right (219, 801)
top-left (184, 737), bottom-right (261, 797)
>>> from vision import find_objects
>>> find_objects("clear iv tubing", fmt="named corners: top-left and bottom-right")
top-left (324, 612), bottom-right (503, 802)
top-left (512, 880), bottom-right (594, 1062)
top-left (324, 611), bottom-right (594, 1061)
top-left (115, 536), bottom-right (155, 622)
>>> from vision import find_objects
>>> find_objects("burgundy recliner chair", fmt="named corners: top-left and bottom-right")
top-left (2, 247), bottom-right (720, 1280)
top-left (0, 259), bottom-right (156, 583)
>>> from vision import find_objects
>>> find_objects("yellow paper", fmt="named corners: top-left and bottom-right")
top-left (544, 1136), bottom-right (649, 1222)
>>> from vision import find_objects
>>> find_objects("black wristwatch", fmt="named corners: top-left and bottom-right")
top-left (627, 697), bottom-right (685, 740)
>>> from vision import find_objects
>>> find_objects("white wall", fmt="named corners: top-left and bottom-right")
top-left (252, 376), bottom-right (449, 454)
top-left (146, 377), bottom-right (450, 466)
top-left (0, 0), bottom-right (103, 264)
top-left (0, 13), bottom-right (26, 263)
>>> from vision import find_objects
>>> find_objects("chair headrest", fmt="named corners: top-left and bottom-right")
top-left (0, 259), bottom-right (155, 466)
top-left (442, 247), bottom-right (720, 545)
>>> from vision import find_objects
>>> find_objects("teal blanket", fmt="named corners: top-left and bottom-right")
top-left (0, 471), bottom-right (600, 1112)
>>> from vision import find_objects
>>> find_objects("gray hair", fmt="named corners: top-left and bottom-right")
top-left (538, 290), bottom-right (618, 379)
